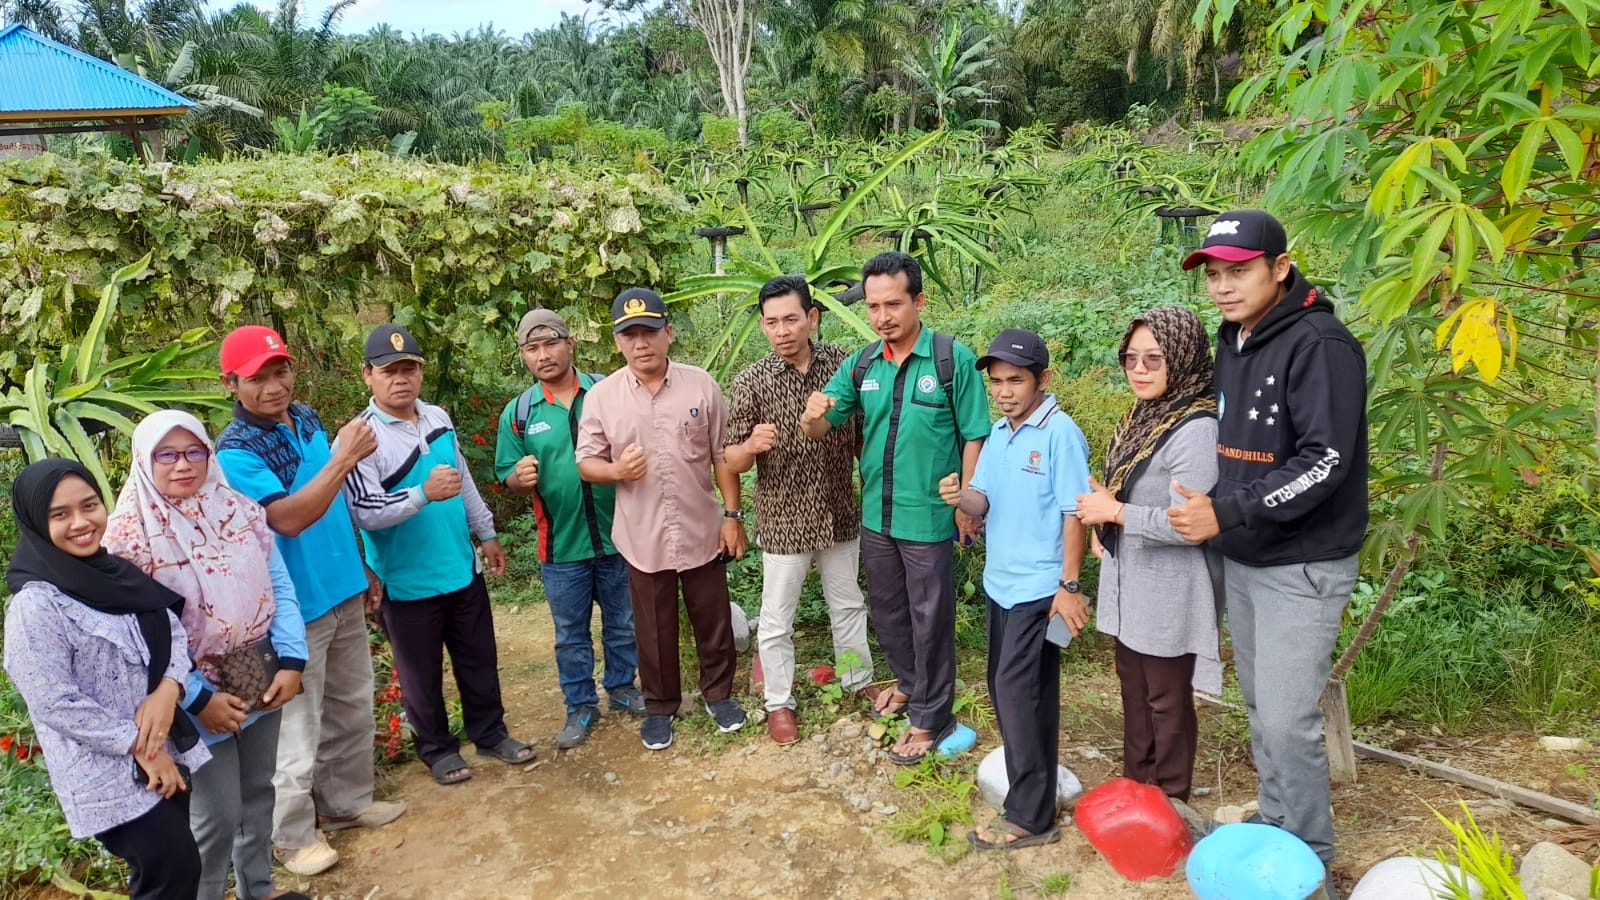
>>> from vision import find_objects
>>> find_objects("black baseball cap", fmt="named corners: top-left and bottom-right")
top-left (977, 328), bottom-right (1050, 370)
top-left (611, 287), bottom-right (669, 333)
top-left (364, 324), bottom-right (425, 367)
top-left (1181, 209), bottom-right (1289, 271)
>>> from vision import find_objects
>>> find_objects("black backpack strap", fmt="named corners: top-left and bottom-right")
top-left (932, 331), bottom-right (966, 455)
top-left (851, 341), bottom-right (881, 390)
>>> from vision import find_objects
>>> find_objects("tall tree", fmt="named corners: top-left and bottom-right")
top-left (896, 19), bottom-right (998, 130)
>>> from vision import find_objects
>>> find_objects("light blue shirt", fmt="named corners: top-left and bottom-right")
top-left (968, 395), bottom-right (1092, 608)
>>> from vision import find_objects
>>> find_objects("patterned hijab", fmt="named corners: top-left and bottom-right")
top-left (1099, 306), bottom-right (1217, 555)
top-left (102, 410), bottom-right (277, 682)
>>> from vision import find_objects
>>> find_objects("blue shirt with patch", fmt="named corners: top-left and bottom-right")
top-left (217, 402), bottom-right (368, 623)
top-left (968, 395), bottom-right (1092, 608)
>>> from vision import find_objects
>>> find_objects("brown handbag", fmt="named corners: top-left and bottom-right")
top-left (213, 639), bottom-right (279, 713)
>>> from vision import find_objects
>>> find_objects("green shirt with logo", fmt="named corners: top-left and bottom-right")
top-left (495, 371), bottom-right (619, 564)
top-left (823, 327), bottom-right (991, 543)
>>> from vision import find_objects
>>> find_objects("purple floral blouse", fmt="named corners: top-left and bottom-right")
top-left (3, 581), bottom-right (212, 838)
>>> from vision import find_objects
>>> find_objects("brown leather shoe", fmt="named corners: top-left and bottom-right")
top-left (767, 707), bottom-right (799, 745)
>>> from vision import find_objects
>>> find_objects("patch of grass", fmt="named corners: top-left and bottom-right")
top-left (1036, 872), bottom-right (1075, 895)
top-left (881, 757), bottom-right (978, 850)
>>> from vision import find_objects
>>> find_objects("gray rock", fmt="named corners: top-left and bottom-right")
top-left (1350, 858), bottom-right (1482, 900)
top-left (1212, 805), bottom-right (1248, 825)
top-left (841, 724), bottom-right (864, 740)
top-left (1520, 842), bottom-right (1591, 900)
top-left (811, 734), bottom-right (826, 744)
top-left (975, 747), bottom-right (1083, 810)
top-left (1463, 798), bottom-right (1515, 822)
top-left (604, 771), bottom-right (619, 784)
top-left (1525, 890), bottom-right (1583, 900)
top-left (1538, 736), bottom-right (1590, 752)
top-left (877, 805), bottom-right (898, 816)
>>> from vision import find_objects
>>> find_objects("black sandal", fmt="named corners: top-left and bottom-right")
top-left (476, 737), bottom-right (536, 765)
top-left (429, 753), bottom-right (473, 785)
top-left (888, 719), bottom-right (957, 766)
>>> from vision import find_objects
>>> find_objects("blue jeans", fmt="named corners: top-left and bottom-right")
top-left (541, 554), bottom-right (638, 709)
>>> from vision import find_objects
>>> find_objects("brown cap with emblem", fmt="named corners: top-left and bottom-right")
top-left (517, 308), bottom-right (571, 344)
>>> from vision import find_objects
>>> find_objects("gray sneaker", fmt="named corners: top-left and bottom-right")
top-left (556, 705), bottom-right (600, 750)
top-left (607, 685), bottom-right (648, 718)
top-left (704, 697), bottom-right (747, 733)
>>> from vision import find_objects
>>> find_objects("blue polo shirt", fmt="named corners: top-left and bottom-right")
top-left (968, 395), bottom-right (1091, 608)
top-left (217, 402), bottom-right (369, 623)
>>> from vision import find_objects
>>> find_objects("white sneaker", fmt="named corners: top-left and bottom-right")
top-left (274, 836), bottom-right (339, 876)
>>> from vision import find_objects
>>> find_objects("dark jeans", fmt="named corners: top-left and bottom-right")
top-left (987, 596), bottom-right (1061, 835)
top-left (626, 559), bottom-right (736, 717)
top-left (1114, 639), bottom-right (1198, 802)
top-left (380, 573), bottom-right (510, 767)
top-left (860, 528), bottom-right (956, 732)
top-left (542, 554), bottom-right (638, 709)
top-left (97, 793), bottom-right (201, 900)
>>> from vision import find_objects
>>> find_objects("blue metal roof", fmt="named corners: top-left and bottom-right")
top-left (0, 24), bottom-right (194, 120)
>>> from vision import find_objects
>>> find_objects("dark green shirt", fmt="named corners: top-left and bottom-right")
top-left (823, 327), bottom-right (991, 543)
top-left (495, 371), bottom-right (618, 564)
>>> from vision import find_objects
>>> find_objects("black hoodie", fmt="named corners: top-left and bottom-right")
top-left (1210, 266), bottom-right (1368, 565)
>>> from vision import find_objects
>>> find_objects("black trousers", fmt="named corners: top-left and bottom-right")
top-left (1114, 639), bottom-right (1199, 801)
top-left (380, 573), bottom-right (510, 767)
top-left (860, 528), bottom-right (957, 732)
top-left (96, 792), bottom-right (201, 900)
top-left (987, 596), bottom-right (1061, 835)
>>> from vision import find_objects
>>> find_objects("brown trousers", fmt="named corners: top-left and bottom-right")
top-left (1114, 639), bottom-right (1199, 802)
top-left (627, 559), bottom-right (737, 716)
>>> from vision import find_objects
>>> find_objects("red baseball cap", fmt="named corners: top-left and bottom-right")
top-left (220, 325), bottom-right (294, 378)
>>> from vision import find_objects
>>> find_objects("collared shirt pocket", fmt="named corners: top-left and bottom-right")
top-left (681, 419), bottom-right (710, 464)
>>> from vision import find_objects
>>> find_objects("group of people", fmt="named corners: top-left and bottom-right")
top-left (3, 207), bottom-right (1367, 899)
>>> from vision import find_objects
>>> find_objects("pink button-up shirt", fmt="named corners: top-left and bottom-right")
top-left (576, 360), bottom-right (729, 573)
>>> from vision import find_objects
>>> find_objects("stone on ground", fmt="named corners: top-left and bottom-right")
top-left (975, 746), bottom-right (1084, 810)
top-left (1519, 842), bottom-right (1592, 900)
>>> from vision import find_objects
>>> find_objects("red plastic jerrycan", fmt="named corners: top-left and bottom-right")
top-left (1075, 777), bottom-right (1194, 880)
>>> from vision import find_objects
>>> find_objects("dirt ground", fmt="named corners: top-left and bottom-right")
top-left (248, 602), bottom-right (1597, 900)
top-left (30, 600), bottom-right (1600, 900)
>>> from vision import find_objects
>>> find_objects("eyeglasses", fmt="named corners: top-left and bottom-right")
top-left (1121, 353), bottom-right (1166, 372)
top-left (151, 447), bottom-right (212, 465)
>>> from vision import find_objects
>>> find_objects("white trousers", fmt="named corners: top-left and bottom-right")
top-left (757, 537), bottom-right (873, 711)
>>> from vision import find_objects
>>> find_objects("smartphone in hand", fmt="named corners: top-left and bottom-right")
top-left (1045, 613), bottom-right (1073, 649)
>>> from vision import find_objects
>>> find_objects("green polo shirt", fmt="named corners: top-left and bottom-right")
top-left (495, 371), bottom-right (618, 564)
top-left (823, 327), bottom-right (991, 543)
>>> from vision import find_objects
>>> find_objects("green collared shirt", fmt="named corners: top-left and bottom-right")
top-left (823, 327), bottom-right (991, 543)
top-left (494, 371), bottom-right (618, 564)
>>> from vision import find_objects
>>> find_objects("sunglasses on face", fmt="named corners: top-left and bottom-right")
top-left (151, 447), bottom-right (212, 465)
top-left (1121, 353), bottom-right (1167, 372)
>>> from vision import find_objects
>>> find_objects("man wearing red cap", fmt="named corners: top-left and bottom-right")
top-left (1168, 210), bottom-right (1368, 885)
top-left (215, 326), bottom-right (405, 877)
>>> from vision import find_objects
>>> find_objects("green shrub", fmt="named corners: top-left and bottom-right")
top-left (699, 114), bottom-right (740, 151)
top-left (752, 109), bottom-right (808, 147)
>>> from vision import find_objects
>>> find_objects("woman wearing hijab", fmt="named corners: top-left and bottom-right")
top-left (1075, 306), bottom-right (1222, 803)
top-left (102, 410), bottom-right (310, 900)
top-left (4, 459), bottom-right (210, 899)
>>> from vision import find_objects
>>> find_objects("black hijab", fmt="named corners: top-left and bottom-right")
top-left (7, 459), bottom-right (198, 751)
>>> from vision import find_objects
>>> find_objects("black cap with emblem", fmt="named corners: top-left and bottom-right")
top-left (977, 328), bottom-right (1050, 370)
top-left (364, 324), bottom-right (425, 367)
top-left (611, 287), bottom-right (669, 333)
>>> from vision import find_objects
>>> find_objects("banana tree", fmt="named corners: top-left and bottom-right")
top-left (664, 131), bottom-right (942, 379)
top-left (0, 255), bottom-right (230, 499)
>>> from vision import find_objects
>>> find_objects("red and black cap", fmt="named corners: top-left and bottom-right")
top-left (1180, 209), bottom-right (1289, 271)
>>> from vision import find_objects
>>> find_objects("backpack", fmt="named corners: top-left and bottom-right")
top-left (851, 331), bottom-right (957, 408)
top-left (511, 372), bottom-right (604, 437)
top-left (850, 331), bottom-right (966, 451)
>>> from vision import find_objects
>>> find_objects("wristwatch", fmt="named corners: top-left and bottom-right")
top-left (1059, 579), bottom-right (1081, 593)
top-left (723, 510), bottom-right (745, 521)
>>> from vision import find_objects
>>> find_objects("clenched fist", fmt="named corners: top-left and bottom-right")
top-left (513, 455), bottom-right (540, 490)
top-left (423, 464), bottom-right (462, 501)
top-left (334, 418), bottom-right (378, 466)
top-left (745, 423), bottom-right (778, 455)
top-left (800, 392), bottom-right (836, 427)
top-left (938, 472), bottom-right (961, 507)
top-left (616, 444), bottom-right (648, 482)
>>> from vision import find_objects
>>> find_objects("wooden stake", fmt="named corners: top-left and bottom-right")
top-left (1321, 680), bottom-right (1357, 784)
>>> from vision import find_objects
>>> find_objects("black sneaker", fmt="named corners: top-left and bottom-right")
top-left (704, 698), bottom-right (747, 733)
top-left (607, 685), bottom-right (648, 718)
top-left (556, 705), bottom-right (599, 750)
top-left (641, 714), bottom-right (674, 751)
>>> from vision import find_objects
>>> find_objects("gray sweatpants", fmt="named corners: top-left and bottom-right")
top-left (860, 528), bottom-right (956, 732)
top-left (1224, 555), bottom-right (1357, 863)
top-left (191, 709), bottom-right (281, 900)
top-left (273, 593), bottom-right (377, 850)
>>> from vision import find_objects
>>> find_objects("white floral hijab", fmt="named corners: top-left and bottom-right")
top-left (102, 410), bottom-right (276, 681)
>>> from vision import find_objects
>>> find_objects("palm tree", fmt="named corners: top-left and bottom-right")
top-left (896, 19), bottom-right (999, 130)
top-left (2, 0), bottom-right (72, 43)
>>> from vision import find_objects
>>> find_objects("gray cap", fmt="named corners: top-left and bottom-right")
top-left (517, 308), bottom-right (570, 344)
